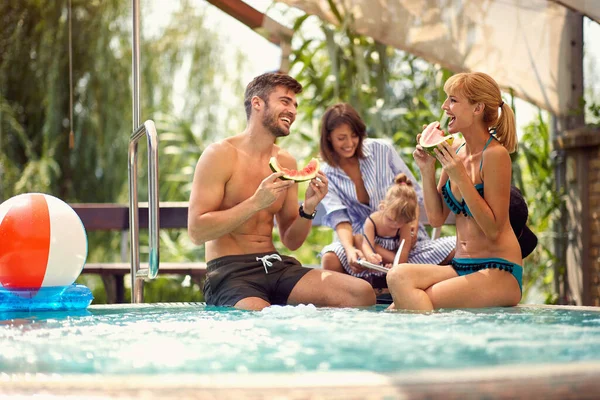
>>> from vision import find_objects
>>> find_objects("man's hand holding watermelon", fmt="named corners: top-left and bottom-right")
top-left (268, 156), bottom-right (328, 218)
top-left (254, 171), bottom-right (296, 210)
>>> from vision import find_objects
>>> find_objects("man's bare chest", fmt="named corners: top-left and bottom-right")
top-left (222, 158), bottom-right (283, 211)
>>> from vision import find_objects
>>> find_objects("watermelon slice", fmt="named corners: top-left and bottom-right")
top-left (419, 121), bottom-right (454, 155)
top-left (269, 157), bottom-right (320, 182)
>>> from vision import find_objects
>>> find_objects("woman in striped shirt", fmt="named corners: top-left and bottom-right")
top-left (318, 103), bottom-right (455, 288)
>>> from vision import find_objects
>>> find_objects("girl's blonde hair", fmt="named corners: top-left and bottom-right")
top-left (380, 173), bottom-right (417, 223)
top-left (444, 72), bottom-right (518, 153)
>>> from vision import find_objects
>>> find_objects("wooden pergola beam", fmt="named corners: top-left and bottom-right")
top-left (206, 0), bottom-right (263, 29)
top-left (205, 0), bottom-right (289, 46)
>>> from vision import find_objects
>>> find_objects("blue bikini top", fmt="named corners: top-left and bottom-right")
top-left (441, 135), bottom-right (495, 217)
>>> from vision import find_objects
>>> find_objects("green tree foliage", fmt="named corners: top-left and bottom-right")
top-left (1, 0), bottom-right (245, 302)
top-left (516, 112), bottom-right (562, 303)
top-left (1, 0), bottom-right (131, 202)
top-left (1, 0), bottom-right (134, 295)
top-left (0, 0), bottom-right (244, 205)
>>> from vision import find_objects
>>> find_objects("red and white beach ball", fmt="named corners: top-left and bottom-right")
top-left (0, 193), bottom-right (87, 290)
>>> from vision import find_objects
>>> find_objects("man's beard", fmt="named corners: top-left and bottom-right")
top-left (262, 102), bottom-right (289, 138)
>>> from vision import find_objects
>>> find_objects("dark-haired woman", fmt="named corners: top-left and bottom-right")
top-left (318, 103), bottom-right (455, 288)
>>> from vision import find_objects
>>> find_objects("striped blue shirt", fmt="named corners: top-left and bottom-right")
top-left (321, 138), bottom-right (424, 235)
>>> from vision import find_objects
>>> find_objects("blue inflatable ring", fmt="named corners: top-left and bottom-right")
top-left (0, 284), bottom-right (93, 312)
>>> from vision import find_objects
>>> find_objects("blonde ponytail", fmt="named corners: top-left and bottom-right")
top-left (495, 102), bottom-right (517, 153)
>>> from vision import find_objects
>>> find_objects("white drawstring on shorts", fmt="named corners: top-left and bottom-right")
top-left (256, 254), bottom-right (282, 274)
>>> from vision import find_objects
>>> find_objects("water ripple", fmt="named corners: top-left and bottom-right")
top-left (0, 304), bottom-right (599, 374)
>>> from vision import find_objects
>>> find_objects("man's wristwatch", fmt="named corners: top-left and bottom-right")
top-left (299, 203), bottom-right (317, 220)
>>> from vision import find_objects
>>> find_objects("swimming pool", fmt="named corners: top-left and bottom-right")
top-left (1, 303), bottom-right (600, 398)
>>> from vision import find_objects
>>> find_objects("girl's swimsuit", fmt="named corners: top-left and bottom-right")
top-left (367, 215), bottom-right (400, 252)
top-left (442, 136), bottom-right (523, 292)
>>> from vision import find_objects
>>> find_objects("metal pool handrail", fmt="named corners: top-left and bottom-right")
top-left (128, 120), bottom-right (160, 303)
top-left (128, 0), bottom-right (159, 303)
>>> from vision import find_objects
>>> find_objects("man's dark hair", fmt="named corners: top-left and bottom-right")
top-left (244, 72), bottom-right (303, 120)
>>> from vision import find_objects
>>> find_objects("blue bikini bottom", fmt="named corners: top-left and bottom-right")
top-left (451, 257), bottom-right (523, 292)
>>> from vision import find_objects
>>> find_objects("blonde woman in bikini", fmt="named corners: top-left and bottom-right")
top-left (387, 72), bottom-right (522, 311)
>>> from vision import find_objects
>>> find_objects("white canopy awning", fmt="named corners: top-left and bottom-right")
top-left (558, 0), bottom-right (600, 23)
top-left (277, 0), bottom-right (597, 117)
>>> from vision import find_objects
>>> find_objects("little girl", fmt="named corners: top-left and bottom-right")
top-left (360, 173), bottom-right (418, 269)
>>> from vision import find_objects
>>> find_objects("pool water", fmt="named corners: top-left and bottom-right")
top-left (1, 303), bottom-right (599, 375)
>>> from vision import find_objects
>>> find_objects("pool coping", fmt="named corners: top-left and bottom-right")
top-left (517, 303), bottom-right (600, 311)
top-left (1, 361), bottom-right (600, 399)
top-left (83, 302), bottom-right (600, 311)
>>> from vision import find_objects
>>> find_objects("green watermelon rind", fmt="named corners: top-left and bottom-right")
top-left (269, 157), bottom-right (320, 182)
top-left (420, 135), bottom-right (455, 156)
top-left (419, 121), bottom-right (455, 155)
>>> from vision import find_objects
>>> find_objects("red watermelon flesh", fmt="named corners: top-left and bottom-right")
top-left (269, 157), bottom-right (320, 182)
top-left (419, 121), bottom-right (454, 155)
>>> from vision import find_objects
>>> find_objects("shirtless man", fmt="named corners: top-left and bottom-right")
top-left (188, 72), bottom-right (376, 310)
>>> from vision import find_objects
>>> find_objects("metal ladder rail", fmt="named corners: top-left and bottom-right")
top-left (128, 120), bottom-right (160, 303)
top-left (129, 0), bottom-right (159, 303)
